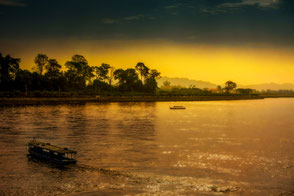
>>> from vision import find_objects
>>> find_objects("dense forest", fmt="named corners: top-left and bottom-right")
top-left (0, 53), bottom-right (162, 97)
top-left (2, 52), bottom-right (292, 98)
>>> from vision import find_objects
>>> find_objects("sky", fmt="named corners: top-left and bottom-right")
top-left (0, 0), bottom-right (294, 85)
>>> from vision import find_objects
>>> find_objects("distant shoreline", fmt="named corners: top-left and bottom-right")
top-left (1, 95), bottom-right (293, 105)
top-left (0, 95), bottom-right (269, 105)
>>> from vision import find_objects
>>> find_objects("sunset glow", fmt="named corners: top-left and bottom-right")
top-left (1, 0), bottom-right (294, 85)
top-left (2, 39), bottom-right (294, 85)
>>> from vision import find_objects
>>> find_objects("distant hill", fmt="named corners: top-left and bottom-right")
top-left (157, 77), bottom-right (294, 91)
top-left (240, 83), bottom-right (294, 91)
top-left (157, 77), bottom-right (217, 89)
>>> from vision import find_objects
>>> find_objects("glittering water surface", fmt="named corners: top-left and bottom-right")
top-left (1, 98), bottom-right (294, 195)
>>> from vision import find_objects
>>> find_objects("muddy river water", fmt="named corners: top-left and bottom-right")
top-left (0, 98), bottom-right (294, 195)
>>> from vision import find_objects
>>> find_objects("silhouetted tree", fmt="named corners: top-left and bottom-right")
top-left (95, 63), bottom-right (110, 82)
top-left (135, 62), bottom-right (149, 83)
top-left (113, 68), bottom-right (124, 84)
top-left (144, 69), bottom-right (161, 93)
top-left (44, 59), bottom-right (64, 91)
top-left (64, 69), bottom-right (83, 90)
top-left (14, 69), bottom-right (32, 94)
top-left (224, 80), bottom-right (237, 93)
top-left (65, 55), bottom-right (94, 89)
top-left (45, 59), bottom-right (61, 75)
top-left (236, 88), bottom-right (253, 94)
top-left (0, 53), bottom-right (20, 90)
top-left (114, 68), bottom-right (143, 91)
top-left (163, 81), bottom-right (171, 87)
top-left (108, 66), bottom-right (115, 86)
top-left (149, 69), bottom-right (160, 79)
top-left (90, 79), bottom-right (111, 93)
top-left (217, 85), bottom-right (223, 93)
top-left (31, 72), bottom-right (46, 91)
top-left (2, 52), bottom-right (247, 97)
top-left (34, 54), bottom-right (48, 75)
top-left (144, 77), bottom-right (157, 93)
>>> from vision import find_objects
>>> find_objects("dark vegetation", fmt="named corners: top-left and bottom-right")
top-left (1, 52), bottom-right (293, 99)
top-left (0, 53), bottom-right (161, 97)
top-left (159, 80), bottom-right (259, 96)
top-left (259, 89), bottom-right (294, 97)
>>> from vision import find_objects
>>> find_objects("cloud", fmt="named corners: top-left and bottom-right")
top-left (202, 0), bottom-right (281, 14)
top-left (164, 5), bottom-right (179, 9)
top-left (0, 0), bottom-right (26, 7)
top-left (122, 14), bottom-right (144, 21)
top-left (101, 18), bottom-right (117, 24)
top-left (219, 0), bottom-right (281, 9)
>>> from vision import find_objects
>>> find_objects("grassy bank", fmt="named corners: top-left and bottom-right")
top-left (0, 95), bottom-right (264, 105)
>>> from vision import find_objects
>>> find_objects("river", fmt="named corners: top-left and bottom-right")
top-left (0, 98), bottom-right (294, 195)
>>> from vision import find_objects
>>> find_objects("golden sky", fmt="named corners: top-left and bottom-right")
top-left (2, 39), bottom-right (294, 85)
top-left (1, 0), bottom-right (294, 85)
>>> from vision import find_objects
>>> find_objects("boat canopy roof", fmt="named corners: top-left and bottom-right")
top-left (29, 141), bottom-right (77, 154)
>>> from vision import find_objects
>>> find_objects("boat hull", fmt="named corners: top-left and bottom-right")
top-left (28, 150), bottom-right (77, 166)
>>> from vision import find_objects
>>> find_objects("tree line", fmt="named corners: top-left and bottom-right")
top-left (161, 80), bottom-right (257, 95)
top-left (0, 53), bottom-right (161, 95)
top-left (1, 52), bottom-right (267, 98)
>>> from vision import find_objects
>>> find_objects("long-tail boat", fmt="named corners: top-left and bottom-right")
top-left (27, 139), bottom-right (77, 166)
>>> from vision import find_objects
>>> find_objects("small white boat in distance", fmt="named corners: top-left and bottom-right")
top-left (170, 106), bottom-right (186, 109)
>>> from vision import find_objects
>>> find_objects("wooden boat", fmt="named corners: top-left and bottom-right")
top-left (170, 106), bottom-right (186, 109)
top-left (27, 139), bottom-right (77, 166)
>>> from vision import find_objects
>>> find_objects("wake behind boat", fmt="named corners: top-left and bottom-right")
top-left (170, 106), bottom-right (186, 109)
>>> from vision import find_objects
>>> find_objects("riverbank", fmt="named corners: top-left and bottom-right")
top-left (0, 95), bottom-right (265, 105)
top-left (261, 94), bottom-right (294, 98)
